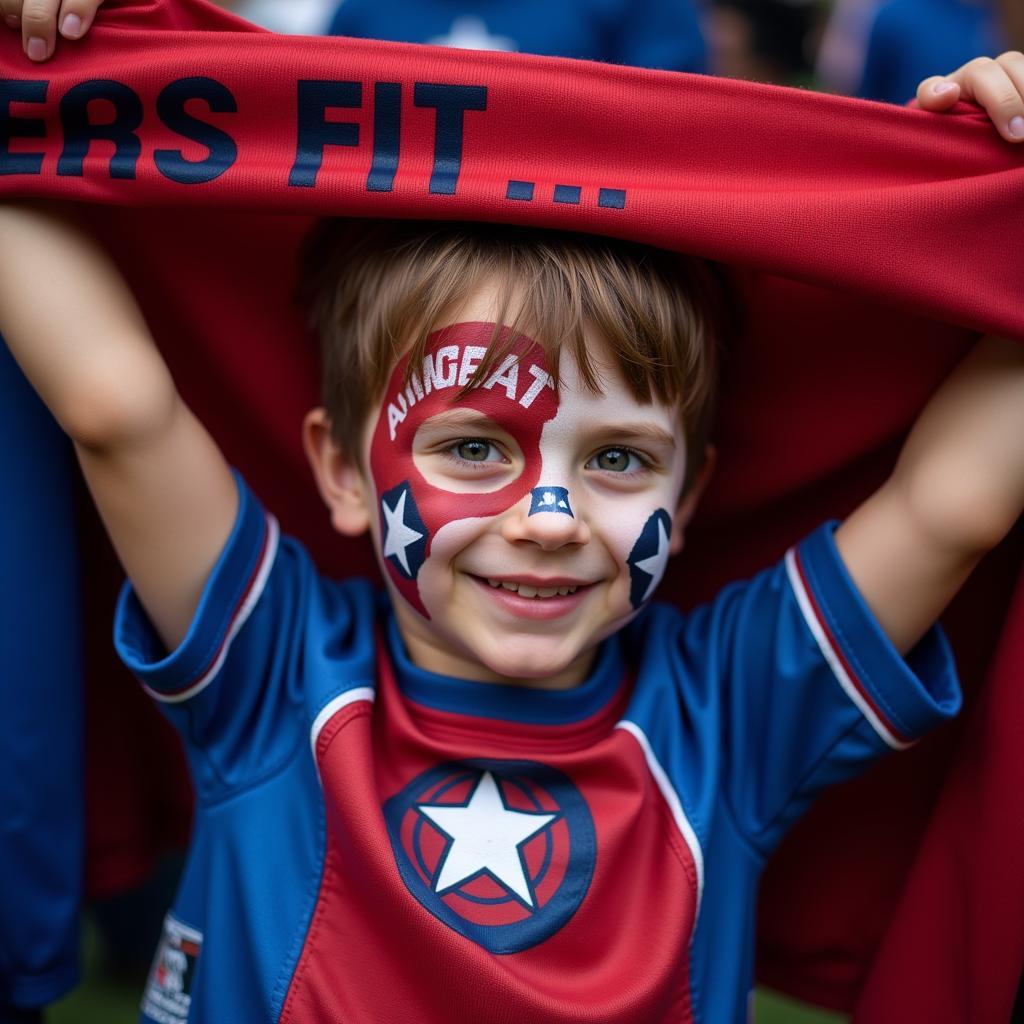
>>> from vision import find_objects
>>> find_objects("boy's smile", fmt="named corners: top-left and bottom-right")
top-left (356, 301), bottom-right (691, 690)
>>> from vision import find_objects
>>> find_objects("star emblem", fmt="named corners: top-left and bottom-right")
top-left (626, 509), bottom-right (673, 608)
top-left (418, 771), bottom-right (557, 908)
top-left (382, 486), bottom-right (425, 577)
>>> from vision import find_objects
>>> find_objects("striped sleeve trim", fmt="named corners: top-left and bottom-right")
top-left (144, 514), bottom-right (280, 705)
top-left (785, 546), bottom-right (912, 750)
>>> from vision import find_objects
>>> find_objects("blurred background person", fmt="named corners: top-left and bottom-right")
top-left (860, 0), bottom-right (1007, 103)
top-left (325, 0), bottom-right (707, 73)
top-left (820, 0), bottom-right (1014, 103)
top-left (209, 0), bottom-right (336, 33)
top-left (816, 0), bottom-right (884, 94)
top-left (701, 0), bottom-right (824, 85)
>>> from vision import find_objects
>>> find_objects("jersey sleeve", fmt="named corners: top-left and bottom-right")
top-left (113, 471), bottom-right (375, 802)
top-left (678, 521), bottom-right (961, 853)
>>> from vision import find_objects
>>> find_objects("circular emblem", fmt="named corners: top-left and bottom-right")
top-left (383, 759), bottom-right (596, 953)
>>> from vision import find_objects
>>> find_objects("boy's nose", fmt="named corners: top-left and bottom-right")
top-left (501, 485), bottom-right (591, 549)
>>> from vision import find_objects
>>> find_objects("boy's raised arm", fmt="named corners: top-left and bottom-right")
top-left (0, 203), bottom-right (238, 650)
top-left (835, 335), bottom-right (1024, 655)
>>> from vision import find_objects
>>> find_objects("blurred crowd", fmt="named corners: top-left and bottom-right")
top-left (213, 0), bottom-right (1020, 99)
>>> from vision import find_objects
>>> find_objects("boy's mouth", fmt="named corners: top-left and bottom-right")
top-left (485, 579), bottom-right (580, 599)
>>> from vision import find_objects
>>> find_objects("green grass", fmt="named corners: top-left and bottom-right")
top-left (756, 989), bottom-right (847, 1024)
top-left (47, 952), bottom-right (848, 1024)
top-left (49, 986), bottom-right (847, 1024)
top-left (47, 918), bottom-right (848, 1024)
top-left (49, 975), bottom-right (140, 1024)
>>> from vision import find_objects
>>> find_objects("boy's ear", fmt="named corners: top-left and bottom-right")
top-left (670, 445), bottom-right (716, 555)
top-left (302, 408), bottom-right (373, 537)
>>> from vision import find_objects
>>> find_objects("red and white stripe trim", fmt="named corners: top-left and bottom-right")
top-left (309, 687), bottom-right (376, 781)
top-left (145, 514), bottom-right (280, 705)
top-left (784, 547), bottom-right (912, 751)
top-left (615, 719), bottom-right (704, 925)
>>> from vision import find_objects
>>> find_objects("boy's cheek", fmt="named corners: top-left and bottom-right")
top-left (411, 517), bottom-right (488, 606)
top-left (599, 502), bottom-right (676, 610)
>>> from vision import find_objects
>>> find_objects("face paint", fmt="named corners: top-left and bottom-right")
top-left (529, 486), bottom-right (573, 518)
top-left (369, 322), bottom-right (560, 616)
top-left (626, 509), bottom-right (674, 609)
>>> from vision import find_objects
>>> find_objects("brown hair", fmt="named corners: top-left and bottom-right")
top-left (300, 219), bottom-right (724, 491)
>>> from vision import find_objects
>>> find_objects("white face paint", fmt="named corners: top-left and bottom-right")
top-left (363, 309), bottom-right (688, 690)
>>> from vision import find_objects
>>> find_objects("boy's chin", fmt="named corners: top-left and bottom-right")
top-left (470, 640), bottom-right (596, 690)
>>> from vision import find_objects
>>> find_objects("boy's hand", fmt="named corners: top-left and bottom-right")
top-left (917, 51), bottom-right (1024, 143)
top-left (1, 0), bottom-right (104, 62)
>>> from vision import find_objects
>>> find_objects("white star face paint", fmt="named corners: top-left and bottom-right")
top-left (361, 297), bottom-right (688, 688)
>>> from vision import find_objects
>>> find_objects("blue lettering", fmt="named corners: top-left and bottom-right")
top-left (289, 80), bottom-right (360, 188)
top-left (367, 82), bottom-right (400, 193)
top-left (413, 83), bottom-right (487, 195)
top-left (154, 77), bottom-right (238, 185)
top-left (0, 80), bottom-right (48, 176)
top-left (57, 80), bottom-right (143, 179)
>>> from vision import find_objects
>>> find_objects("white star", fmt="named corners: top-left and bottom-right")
top-left (428, 16), bottom-right (517, 52)
top-left (418, 772), bottom-right (556, 908)
top-left (382, 489), bottom-right (424, 575)
top-left (633, 517), bottom-right (671, 603)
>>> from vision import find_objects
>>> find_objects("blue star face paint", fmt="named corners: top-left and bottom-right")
top-left (528, 486), bottom-right (573, 518)
top-left (626, 509), bottom-right (673, 609)
top-left (380, 481), bottom-right (428, 580)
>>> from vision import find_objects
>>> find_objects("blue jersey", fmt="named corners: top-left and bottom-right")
top-left (859, 0), bottom-right (1006, 104)
top-left (116, 474), bottom-right (959, 1023)
top-left (327, 0), bottom-right (707, 74)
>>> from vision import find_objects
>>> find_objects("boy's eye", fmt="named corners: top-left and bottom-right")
top-left (589, 448), bottom-right (640, 472)
top-left (453, 439), bottom-right (502, 463)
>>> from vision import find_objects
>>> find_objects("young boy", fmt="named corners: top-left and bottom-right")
top-left (3, 8), bottom-right (1024, 1024)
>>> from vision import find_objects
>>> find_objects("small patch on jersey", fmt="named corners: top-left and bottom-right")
top-left (381, 482), bottom-right (428, 579)
top-left (626, 509), bottom-right (673, 609)
top-left (528, 486), bottom-right (573, 517)
top-left (384, 759), bottom-right (596, 953)
top-left (141, 914), bottom-right (202, 1024)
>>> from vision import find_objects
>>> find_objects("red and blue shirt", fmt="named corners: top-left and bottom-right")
top-left (115, 473), bottom-right (959, 1023)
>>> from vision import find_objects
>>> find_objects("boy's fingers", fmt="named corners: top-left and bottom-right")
top-left (20, 0), bottom-right (61, 60)
top-left (14, 0), bottom-right (102, 58)
top-left (995, 50), bottom-right (1024, 130)
top-left (949, 54), bottom-right (1024, 142)
top-left (0, 1), bottom-right (21, 31)
top-left (917, 75), bottom-right (961, 111)
top-left (57, 0), bottom-right (102, 39)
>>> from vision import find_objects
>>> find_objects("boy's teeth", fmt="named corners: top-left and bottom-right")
top-left (486, 579), bottom-right (579, 598)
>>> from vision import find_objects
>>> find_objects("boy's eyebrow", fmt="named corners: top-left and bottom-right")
top-left (419, 409), bottom-right (504, 430)
top-left (589, 422), bottom-right (678, 450)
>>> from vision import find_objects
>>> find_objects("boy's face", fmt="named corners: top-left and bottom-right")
top-left (352, 288), bottom-right (692, 689)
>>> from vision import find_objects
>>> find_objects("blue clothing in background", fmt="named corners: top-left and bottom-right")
top-left (859, 0), bottom-right (1006, 103)
top-left (328, 0), bottom-right (707, 72)
top-left (0, 341), bottom-right (82, 1009)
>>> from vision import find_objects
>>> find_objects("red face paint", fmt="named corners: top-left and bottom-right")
top-left (369, 323), bottom-right (559, 616)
